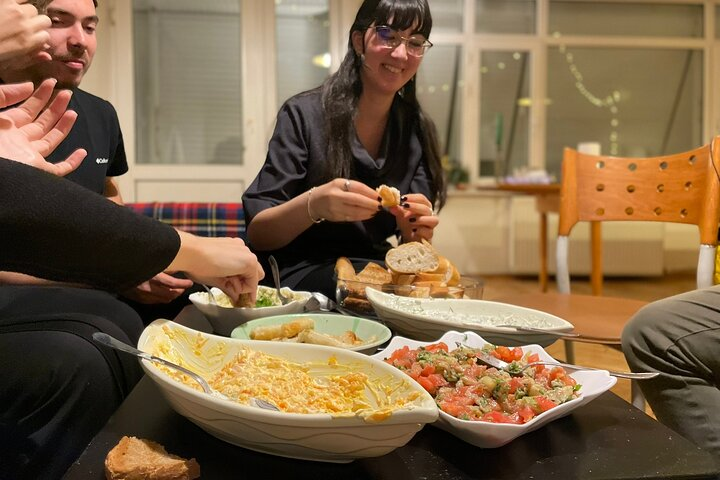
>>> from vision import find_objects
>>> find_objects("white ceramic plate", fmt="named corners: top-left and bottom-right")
top-left (372, 331), bottom-right (616, 448)
top-left (230, 313), bottom-right (391, 355)
top-left (366, 288), bottom-right (574, 347)
top-left (189, 285), bottom-right (312, 336)
top-left (139, 320), bottom-right (438, 463)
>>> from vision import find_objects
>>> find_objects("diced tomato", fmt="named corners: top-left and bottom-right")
top-left (440, 402), bottom-right (469, 418)
top-left (534, 395), bottom-right (557, 413)
top-left (420, 364), bottom-right (436, 376)
top-left (508, 377), bottom-right (524, 394)
top-left (416, 375), bottom-right (436, 394)
top-left (481, 411), bottom-right (521, 424)
top-left (518, 406), bottom-right (535, 423)
top-left (548, 367), bottom-right (565, 381)
top-left (492, 345), bottom-right (523, 363)
top-left (425, 342), bottom-right (449, 353)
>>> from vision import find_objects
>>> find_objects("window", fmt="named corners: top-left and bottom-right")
top-left (275, 0), bottom-right (329, 104)
top-left (549, 1), bottom-right (703, 37)
top-left (546, 46), bottom-right (703, 174)
top-left (479, 51), bottom-right (531, 178)
top-left (133, 0), bottom-right (243, 165)
top-left (417, 45), bottom-right (464, 167)
top-left (127, 0), bottom-right (715, 186)
top-left (476, 0), bottom-right (536, 34)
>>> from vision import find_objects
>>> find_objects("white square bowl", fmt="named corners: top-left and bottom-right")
top-left (372, 330), bottom-right (616, 448)
top-left (138, 320), bottom-right (439, 462)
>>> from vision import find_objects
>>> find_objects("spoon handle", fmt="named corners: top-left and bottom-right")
top-left (92, 332), bottom-right (213, 393)
top-left (526, 361), bottom-right (660, 380)
top-left (495, 324), bottom-right (581, 338)
top-left (268, 255), bottom-right (290, 305)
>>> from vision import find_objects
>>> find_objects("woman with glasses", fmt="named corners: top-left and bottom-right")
top-left (243, 0), bottom-right (446, 298)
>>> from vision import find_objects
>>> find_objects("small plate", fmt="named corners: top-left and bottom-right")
top-left (231, 313), bottom-right (391, 354)
top-left (365, 288), bottom-right (573, 347)
top-left (372, 330), bottom-right (616, 448)
top-left (189, 286), bottom-right (312, 336)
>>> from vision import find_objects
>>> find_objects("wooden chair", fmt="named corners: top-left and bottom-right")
top-left (492, 136), bottom-right (720, 409)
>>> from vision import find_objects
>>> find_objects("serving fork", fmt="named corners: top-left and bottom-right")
top-left (457, 343), bottom-right (659, 380)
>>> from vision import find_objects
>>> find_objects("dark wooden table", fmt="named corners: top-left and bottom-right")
top-left (64, 307), bottom-right (720, 480)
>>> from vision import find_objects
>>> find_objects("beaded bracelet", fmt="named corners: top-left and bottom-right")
top-left (307, 187), bottom-right (325, 224)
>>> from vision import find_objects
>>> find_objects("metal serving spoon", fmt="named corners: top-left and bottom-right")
top-left (92, 332), bottom-right (279, 410)
top-left (268, 255), bottom-right (290, 305)
top-left (459, 343), bottom-right (659, 380)
top-left (201, 284), bottom-right (218, 305)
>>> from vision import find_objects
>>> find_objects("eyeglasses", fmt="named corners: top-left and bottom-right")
top-left (372, 25), bottom-right (432, 57)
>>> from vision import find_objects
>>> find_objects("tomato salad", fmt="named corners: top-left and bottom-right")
top-left (384, 342), bottom-right (581, 424)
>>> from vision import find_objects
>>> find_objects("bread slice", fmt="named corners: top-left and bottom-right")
top-left (105, 436), bottom-right (200, 480)
top-left (355, 262), bottom-right (392, 285)
top-left (376, 184), bottom-right (401, 207)
top-left (335, 257), bottom-right (356, 281)
top-left (385, 241), bottom-right (439, 274)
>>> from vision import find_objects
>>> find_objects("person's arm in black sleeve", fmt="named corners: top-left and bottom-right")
top-left (0, 158), bottom-right (180, 292)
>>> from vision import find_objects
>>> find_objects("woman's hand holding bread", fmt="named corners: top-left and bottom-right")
top-left (389, 192), bottom-right (439, 243)
top-left (308, 178), bottom-right (381, 223)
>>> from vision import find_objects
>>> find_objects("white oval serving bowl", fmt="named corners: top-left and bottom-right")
top-left (138, 319), bottom-right (438, 463)
top-left (372, 330), bottom-right (616, 448)
top-left (189, 285), bottom-right (312, 336)
top-left (366, 288), bottom-right (574, 347)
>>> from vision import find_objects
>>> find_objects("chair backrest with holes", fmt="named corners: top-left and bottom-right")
top-left (556, 136), bottom-right (720, 293)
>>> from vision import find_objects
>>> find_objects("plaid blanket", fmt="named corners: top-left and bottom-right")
top-left (126, 202), bottom-right (245, 239)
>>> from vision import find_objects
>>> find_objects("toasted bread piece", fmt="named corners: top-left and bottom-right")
top-left (356, 262), bottom-right (392, 285)
top-left (105, 436), bottom-right (200, 480)
top-left (385, 241), bottom-right (439, 274)
top-left (391, 272), bottom-right (416, 285)
top-left (376, 184), bottom-right (401, 208)
top-left (340, 296), bottom-right (375, 315)
top-left (335, 257), bottom-right (356, 281)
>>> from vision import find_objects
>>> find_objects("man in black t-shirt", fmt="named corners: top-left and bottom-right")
top-left (0, 0), bottom-right (195, 311)
top-left (0, 0), bottom-right (127, 200)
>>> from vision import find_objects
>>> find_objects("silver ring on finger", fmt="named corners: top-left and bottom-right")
top-left (343, 179), bottom-right (351, 192)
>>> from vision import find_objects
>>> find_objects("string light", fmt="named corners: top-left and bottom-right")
top-left (558, 43), bottom-right (620, 155)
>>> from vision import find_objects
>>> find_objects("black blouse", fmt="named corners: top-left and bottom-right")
top-left (242, 89), bottom-right (434, 285)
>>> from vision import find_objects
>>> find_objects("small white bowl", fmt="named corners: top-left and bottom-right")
top-left (372, 330), bottom-right (616, 448)
top-left (230, 313), bottom-right (392, 354)
top-left (139, 320), bottom-right (438, 462)
top-left (189, 285), bottom-right (312, 336)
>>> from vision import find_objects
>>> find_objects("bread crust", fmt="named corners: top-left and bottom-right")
top-left (105, 436), bottom-right (200, 480)
top-left (376, 184), bottom-right (401, 207)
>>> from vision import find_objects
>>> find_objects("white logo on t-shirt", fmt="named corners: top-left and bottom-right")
top-left (96, 158), bottom-right (109, 164)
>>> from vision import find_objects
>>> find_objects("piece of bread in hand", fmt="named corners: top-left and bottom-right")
top-left (105, 436), bottom-right (200, 480)
top-left (376, 184), bottom-right (401, 208)
top-left (385, 241), bottom-right (439, 274)
top-left (234, 291), bottom-right (254, 308)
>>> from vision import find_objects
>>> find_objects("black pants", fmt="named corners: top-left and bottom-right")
top-left (0, 286), bottom-right (144, 480)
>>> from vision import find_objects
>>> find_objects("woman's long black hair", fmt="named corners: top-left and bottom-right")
top-left (319, 0), bottom-right (447, 210)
